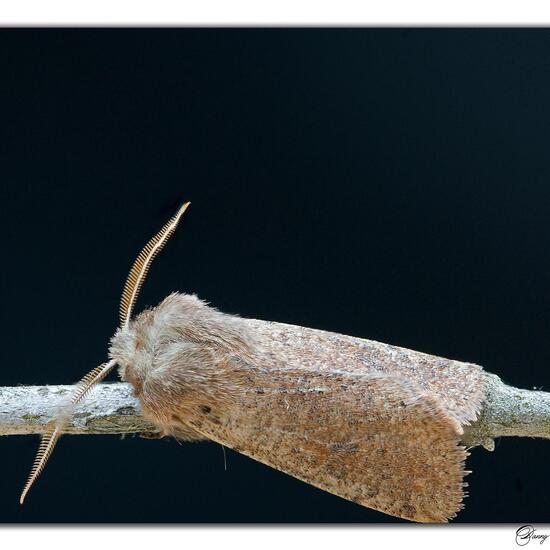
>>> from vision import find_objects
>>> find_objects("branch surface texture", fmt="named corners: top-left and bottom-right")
top-left (1, 376), bottom-right (550, 449)
top-left (0, 383), bottom-right (158, 436)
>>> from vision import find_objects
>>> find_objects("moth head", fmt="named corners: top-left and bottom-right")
top-left (109, 291), bottom-right (235, 394)
top-left (108, 303), bottom-right (157, 392)
top-left (19, 201), bottom-right (191, 504)
top-left (108, 315), bottom-right (145, 389)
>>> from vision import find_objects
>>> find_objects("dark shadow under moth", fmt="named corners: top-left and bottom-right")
top-left (19, 202), bottom-right (492, 522)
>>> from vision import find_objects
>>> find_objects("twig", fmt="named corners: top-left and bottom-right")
top-left (462, 373), bottom-right (550, 450)
top-left (1, 376), bottom-right (550, 450)
top-left (0, 383), bottom-right (158, 436)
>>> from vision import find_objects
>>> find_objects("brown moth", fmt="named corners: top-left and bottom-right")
top-left (20, 202), bottom-right (486, 522)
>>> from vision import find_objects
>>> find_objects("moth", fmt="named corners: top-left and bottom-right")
top-left (21, 202), bottom-right (486, 522)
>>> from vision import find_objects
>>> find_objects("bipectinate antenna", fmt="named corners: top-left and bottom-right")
top-left (119, 201), bottom-right (191, 327)
top-left (20, 359), bottom-right (116, 504)
top-left (20, 201), bottom-right (191, 504)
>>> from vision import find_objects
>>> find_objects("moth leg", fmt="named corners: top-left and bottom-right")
top-left (139, 430), bottom-right (167, 440)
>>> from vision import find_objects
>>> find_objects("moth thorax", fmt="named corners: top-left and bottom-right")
top-left (108, 292), bottom-right (255, 401)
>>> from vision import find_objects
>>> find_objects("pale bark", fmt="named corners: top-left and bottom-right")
top-left (0, 377), bottom-right (549, 450)
top-left (0, 383), bottom-right (158, 436)
top-left (462, 373), bottom-right (550, 450)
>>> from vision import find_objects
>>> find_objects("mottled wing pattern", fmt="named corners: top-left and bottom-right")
top-left (246, 319), bottom-right (486, 429)
top-left (127, 298), bottom-right (485, 523)
top-left (176, 371), bottom-right (468, 522)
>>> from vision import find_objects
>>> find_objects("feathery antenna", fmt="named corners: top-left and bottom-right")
top-left (119, 201), bottom-right (191, 327)
top-left (19, 426), bottom-right (61, 505)
top-left (20, 359), bottom-right (117, 504)
top-left (21, 202), bottom-right (191, 503)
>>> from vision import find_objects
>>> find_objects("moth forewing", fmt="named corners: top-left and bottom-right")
top-left (185, 373), bottom-right (468, 523)
top-left (111, 292), bottom-right (485, 523)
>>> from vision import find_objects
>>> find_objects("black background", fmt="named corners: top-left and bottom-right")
top-left (1, 28), bottom-right (549, 523)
